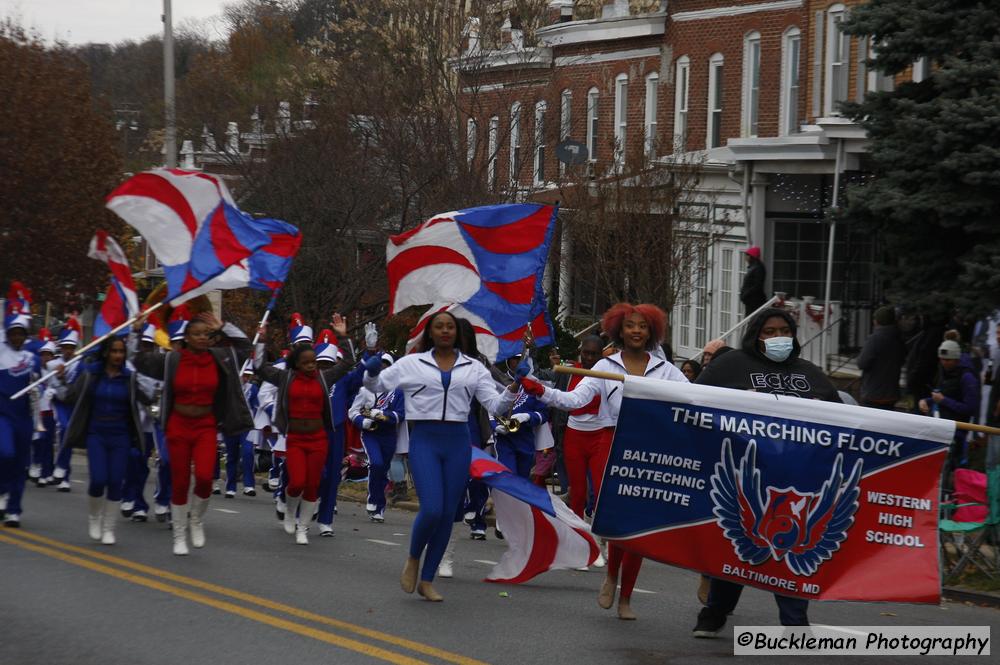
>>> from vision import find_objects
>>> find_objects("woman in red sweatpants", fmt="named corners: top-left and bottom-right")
top-left (135, 312), bottom-right (253, 556)
top-left (255, 317), bottom-right (354, 545)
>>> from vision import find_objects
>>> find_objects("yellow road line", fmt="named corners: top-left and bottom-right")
top-left (4, 530), bottom-right (489, 665)
top-left (0, 533), bottom-right (429, 665)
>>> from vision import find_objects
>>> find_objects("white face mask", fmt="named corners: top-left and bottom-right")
top-left (761, 336), bottom-right (794, 362)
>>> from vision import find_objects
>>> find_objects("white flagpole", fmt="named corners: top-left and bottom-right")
top-left (11, 300), bottom-right (168, 400)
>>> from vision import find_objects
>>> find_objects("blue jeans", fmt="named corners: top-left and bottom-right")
top-left (363, 433), bottom-right (396, 512)
top-left (408, 422), bottom-right (471, 581)
top-left (224, 434), bottom-right (255, 491)
top-left (85, 428), bottom-right (131, 502)
top-left (708, 578), bottom-right (809, 626)
top-left (0, 413), bottom-right (32, 516)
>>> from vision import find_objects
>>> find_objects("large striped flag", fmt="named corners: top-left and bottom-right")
top-left (106, 170), bottom-right (276, 303)
top-left (388, 204), bottom-right (557, 362)
top-left (470, 447), bottom-right (599, 583)
top-left (88, 231), bottom-right (139, 338)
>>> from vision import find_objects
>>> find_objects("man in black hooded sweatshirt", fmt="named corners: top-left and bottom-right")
top-left (692, 308), bottom-right (840, 637)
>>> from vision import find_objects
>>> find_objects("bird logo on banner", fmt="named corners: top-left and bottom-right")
top-left (710, 439), bottom-right (863, 576)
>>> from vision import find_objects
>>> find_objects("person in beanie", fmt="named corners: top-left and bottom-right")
top-left (739, 247), bottom-right (767, 316)
top-left (856, 306), bottom-right (906, 409)
top-left (692, 307), bottom-right (840, 637)
top-left (919, 338), bottom-right (979, 474)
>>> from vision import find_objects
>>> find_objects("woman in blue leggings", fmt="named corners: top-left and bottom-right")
top-left (55, 337), bottom-right (148, 545)
top-left (363, 311), bottom-right (519, 601)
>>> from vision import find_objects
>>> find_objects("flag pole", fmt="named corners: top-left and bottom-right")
top-left (11, 300), bottom-right (168, 400)
top-left (240, 289), bottom-right (280, 375)
top-left (551, 365), bottom-right (1000, 437)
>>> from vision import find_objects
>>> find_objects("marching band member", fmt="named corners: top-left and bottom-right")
top-left (0, 290), bottom-right (40, 527)
top-left (491, 352), bottom-right (549, 480)
top-left (456, 318), bottom-right (493, 543)
top-left (225, 370), bottom-right (259, 498)
top-left (49, 316), bottom-right (83, 491)
top-left (133, 312), bottom-right (253, 555)
top-left (316, 323), bottom-right (373, 537)
top-left (121, 324), bottom-right (165, 522)
top-left (348, 353), bottom-right (406, 523)
top-left (54, 336), bottom-right (149, 544)
top-left (363, 310), bottom-right (519, 602)
top-left (522, 303), bottom-right (687, 620)
top-left (255, 348), bottom-right (288, 514)
top-left (29, 332), bottom-right (57, 487)
top-left (254, 316), bottom-right (355, 544)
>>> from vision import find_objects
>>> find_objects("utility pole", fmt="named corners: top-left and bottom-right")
top-left (163, 0), bottom-right (176, 168)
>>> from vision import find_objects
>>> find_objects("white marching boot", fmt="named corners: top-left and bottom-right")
top-left (284, 495), bottom-right (301, 536)
top-left (171, 505), bottom-right (189, 556)
top-left (87, 495), bottom-right (104, 541)
top-left (296, 500), bottom-right (315, 545)
top-left (101, 500), bottom-right (117, 545)
top-left (437, 536), bottom-right (455, 578)
top-left (189, 496), bottom-right (209, 548)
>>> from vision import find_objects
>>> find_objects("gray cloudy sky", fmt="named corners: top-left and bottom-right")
top-left (1, 0), bottom-right (232, 44)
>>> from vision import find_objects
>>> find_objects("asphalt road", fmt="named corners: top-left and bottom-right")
top-left (2, 454), bottom-right (996, 665)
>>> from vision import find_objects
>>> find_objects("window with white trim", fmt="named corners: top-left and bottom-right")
top-left (742, 32), bottom-right (761, 137)
top-left (673, 56), bottom-right (690, 150)
top-left (509, 101), bottom-right (521, 186)
top-left (586, 87), bottom-right (599, 162)
top-left (644, 72), bottom-right (659, 159)
top-left (487, 115), bottom-right (498, 190)
top-left (867, 41), bottom-right (895, 92)
top-left (534, 101), bottom-right (547, 185)
top-left (466, 118), bottom-right (477, 166)
top-left (824, 4), bottom-right (850, 115)
top-left (780, 27), bottom-right (801, 135)
top-left (707, 53), bottom-right (724, 149)
top-left (560, 89), bottom-right (572, 176)
top-left (613, 73), bottom-right (628, 170)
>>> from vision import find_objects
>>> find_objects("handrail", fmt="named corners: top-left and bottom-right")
top-left (688, 294), bottom-right (783, 363)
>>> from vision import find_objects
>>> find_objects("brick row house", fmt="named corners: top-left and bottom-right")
top-left (456, 0), bottom-right (909, 362)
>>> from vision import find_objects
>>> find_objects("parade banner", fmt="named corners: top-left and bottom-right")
top-left (591, 376), bottom-right (954, 604)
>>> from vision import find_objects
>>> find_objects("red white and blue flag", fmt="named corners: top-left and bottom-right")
top-left (106, 170), bottom-right (279, 303)
top-left (469, 447), bottom-right (599, 583)
top-left (88, 231), bottom-right (139, 338)
top-left (594, 376), bottom-right (954, 603)
top-left (388, 204), bottom-right (557, 362)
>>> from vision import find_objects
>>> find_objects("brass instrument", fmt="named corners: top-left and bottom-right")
top-left (497, 414), bottom-right (521, 434)
top-left (360, 406), bottom-right (390, 429)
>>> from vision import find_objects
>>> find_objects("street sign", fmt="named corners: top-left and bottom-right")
top-left (555, 139), bottom-right (589, 165)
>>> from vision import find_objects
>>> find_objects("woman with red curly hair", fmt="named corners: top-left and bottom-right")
top-left (522, 302), bottom-right (687, 620)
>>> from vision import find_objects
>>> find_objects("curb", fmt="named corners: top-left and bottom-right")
top-left (942, 587), bottom-right (1000, 609)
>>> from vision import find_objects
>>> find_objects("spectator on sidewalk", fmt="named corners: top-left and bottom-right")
top-left (739, 247), bottom-right (767, 316)
top-left (919, 339), bottom-right (979, 475)
top-left (856, 306), bottom-right (906, 409)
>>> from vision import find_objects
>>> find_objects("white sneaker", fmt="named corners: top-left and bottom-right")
top-left (370, 510), bottom-right (384, 523)
top-left (120, 501), bottom-right (135, 516)
top-left (318, 523), bottom-right (334, 537)
top-left (57, 480), bottom-right (71, 492)
top-left (365, 502), bottom-right (377, 513)
top-left (437, 537), bottom-right (455, 578)
top-left (225, 490), bottom-right (236, 498)
top-left (28, 464), bottom-right (41, 479)
top-left (593, 554), bottom-right (606, 568)
top-left (242, 487), bottom-right (256, 496)
top-left (52, 467), bottom-right (67, 480)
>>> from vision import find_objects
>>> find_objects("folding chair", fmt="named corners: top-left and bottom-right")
top-left (940, 467), bottom-right (1000, 584)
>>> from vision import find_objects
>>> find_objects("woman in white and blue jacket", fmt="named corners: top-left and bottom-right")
top-left (349, 352), bottom-right (405, 523)
top-left (363, 311), bottom-right (519, 602)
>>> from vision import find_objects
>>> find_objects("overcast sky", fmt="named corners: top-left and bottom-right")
top-left (1, 0), bottom-right (232, 45)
